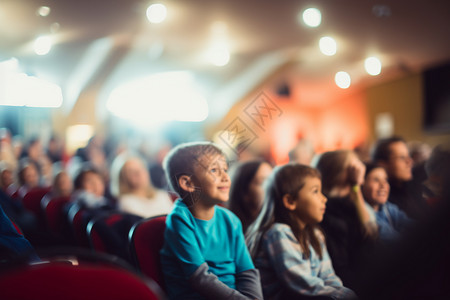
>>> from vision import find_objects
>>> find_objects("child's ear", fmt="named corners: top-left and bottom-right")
top-left (282, 194), bottom-right (297, 211)
top-left (178, 175), bottom-right (196, 193)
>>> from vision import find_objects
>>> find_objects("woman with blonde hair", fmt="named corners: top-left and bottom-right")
top-left (110, 152), bottom-right (173, 218)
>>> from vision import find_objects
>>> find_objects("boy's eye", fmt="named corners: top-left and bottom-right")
top-left (210, 168), bottom-right (217, 173)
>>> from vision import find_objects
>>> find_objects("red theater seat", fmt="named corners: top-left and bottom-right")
top-left (0, 261), bottom-right (165, 300)
top-left (129, 215), bottom-right (167, 291)
top-left (87, 211), bottom-right (142, 262)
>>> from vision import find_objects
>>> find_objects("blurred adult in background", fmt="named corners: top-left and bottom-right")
top-left (314, 150), bottom-right (377, 291)
top-left (51, 170), bottom-right (73, 198)
top-left (228, 160), bottom-right (273, 233)
top-left (0, 161), bottom-right (16, 194)
top-left (69, 163), bottom-right (113, 210)
top-left (423, 144), bottom-right (450, 207)
top-left (288, 138), bottom-right (315, 166)
top-left (109, 152), bottom-right (173, 218)
top-left (0, 128), bottom-right (17, 171)
top-left (46, 133), bottom-right (65, 164)
top-left (372, 136), bottom-right (427, 220)
top-left (15, 158), bottom-right (41, 198)
top-left (362, 162), bottom-right (413, 243)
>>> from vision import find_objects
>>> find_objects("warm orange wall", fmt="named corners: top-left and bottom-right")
top-left (211, 87), bottom-right (370, 164)
top-left (366, 73), bottom-right (450, 147)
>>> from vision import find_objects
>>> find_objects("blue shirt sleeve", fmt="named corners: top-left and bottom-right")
top-left (164, 210), bottom-right (206, 277)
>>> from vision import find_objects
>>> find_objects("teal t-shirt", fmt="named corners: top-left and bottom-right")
top-left (160, 199), bottom-right (255, 299)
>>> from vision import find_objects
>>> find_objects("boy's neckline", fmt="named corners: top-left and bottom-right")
top-left (188, 202), bottom-right (216, 220)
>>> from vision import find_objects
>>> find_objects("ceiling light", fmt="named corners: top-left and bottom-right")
top-left (319, 37), bottom-right (337, 56)
top-left (146, 4), bottom-right (167, 24)
top-left (208, 47), bottom-right (230, 67)
top-left (37, 6), bottom-right (51, 17)
top-left (335, 71), bottom-right (351, 89)
top-left (302, 8), bottom-right (321, 27)
top-left (33, 36), bottom-right (52, 55)
top-left (365, 57), bottom-right (382, 75)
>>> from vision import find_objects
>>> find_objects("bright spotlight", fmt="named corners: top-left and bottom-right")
top-left (335, 71), bottom-right (351, 89)
top-left (33, 36), bottom-right (52, 55)
top-left (146, 4), bottom-right (167, 24)
top-left (319, 36), bottom-right (337, 56)
top-left (302, 8), bottom-right (321, 27)
top-left (365, 56), bottom-right (382, 75)
top-left (37, 6), bottom-right (51, 17)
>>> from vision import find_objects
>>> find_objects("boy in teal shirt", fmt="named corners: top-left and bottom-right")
top-left (161, 142), bottom-right (262, 300)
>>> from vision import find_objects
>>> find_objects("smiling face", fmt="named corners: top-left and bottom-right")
top-left (362, 167), bottom-right (390, 211)
top-left (191, 153), bottom-right (231, 205)
top-left (291, 176), bottom-right (327, 227)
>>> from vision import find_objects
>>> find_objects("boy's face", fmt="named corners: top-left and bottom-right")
top-left (191, 153), bottom-right (231, 205)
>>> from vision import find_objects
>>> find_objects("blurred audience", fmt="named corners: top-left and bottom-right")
top-left (372, 136), bottom-right (427, 219)
top-left (314, 149), bottom-right (377, 290)
top-left (423, 144), bottom-right (450, 207)
top-left (362, 162), bottom-right (413, 243)
top-left (109, 152), bottom-right (173, 218)
top-left (69, 163), bottom-right (114, 210)
top-left (51, 170), bottom-right (74, 198)
top-left (288, 138), bottom-right (315, 165)
top-left (246, 163), bottom-right (357, 299)
top-left (15, 157), bottom-right (41, 198)
top-left (228, 160), bottom-right (273, 233)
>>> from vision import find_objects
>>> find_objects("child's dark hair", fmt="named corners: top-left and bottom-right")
top-left (246, 163), bottom-right (323, 259)
top-left (162, 141), bottom-right (225, 200)
top-left (73, 163), bottom-right (102, 190)
top-left (228, 160), bottom-right (270, 230)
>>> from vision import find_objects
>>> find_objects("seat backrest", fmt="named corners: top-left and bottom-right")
top-left (21, 187), bottom-right (51, 219)
top-left (0, 261), bottom-right (165, 300)
top-left (41, 195), bottom-right (71, 238)
top-left (129, 215), bottom-right (167, 290)
top-left (87, 212), bottom-right (142, 262)
top-left (67, 204), bottom-right (91, 248)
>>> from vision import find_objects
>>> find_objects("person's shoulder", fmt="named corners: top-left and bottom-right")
top-left (215, 205), bottom-right (243, 229)
top-left (264, 223), bottom-right (294, 240)
top-left (167, 200), bottom-right (191, 220)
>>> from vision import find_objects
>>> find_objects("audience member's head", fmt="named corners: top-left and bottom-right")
top-left (0, 161), bottom-right (14, 191)
top-left (362, 163), bottom-right (390, 211)
top-left (423, 144), bottom-right (450, 204)
top-left (407, 140), bottom-right (432, 166)
top-left (17, 157), bottom-right (40, 189)
top-left (163, 141), bottom-right (228, 204)
top-left (110, 152), bottom-right (155, 199)
top-left (288, 139), bottom-right (315, 165)
top-left (372, 136), bottom-right (413, 183)
top-left (314, 149), bottom-right (364, 198)
top-left (52, 170), bottom-right (73, 197)
top-left (21, 136), bottom-right (43, 162)
top-left (73, 163), bottom-right (105, 198)
top-left (228, 160), bottom-right (272, 232)
top-left (246, 163), bottom-right (324, 257)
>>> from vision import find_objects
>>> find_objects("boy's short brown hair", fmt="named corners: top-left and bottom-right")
top-left (162, 142), bottom-right (225, 199)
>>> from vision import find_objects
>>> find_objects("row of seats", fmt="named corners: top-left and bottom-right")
top-left (6, 186), bottom-right (170, 297)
